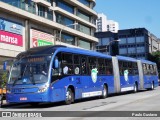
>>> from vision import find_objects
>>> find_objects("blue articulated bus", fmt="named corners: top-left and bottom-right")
top-left (6, 45), bottom-right (159, 105)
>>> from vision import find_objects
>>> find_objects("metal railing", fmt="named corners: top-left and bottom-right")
top-left (0, 0), bottom-right (53, 21)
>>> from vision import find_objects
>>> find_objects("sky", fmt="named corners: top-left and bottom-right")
top-left (94, 0), bottom-right (160, 38)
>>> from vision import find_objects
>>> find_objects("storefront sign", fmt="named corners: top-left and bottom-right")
top-left (31, 29), bottom-right (54, 48)
top-left (0, 30), bottom-right (23, 46)
top-left (0, 17), bottom-right (23, 35)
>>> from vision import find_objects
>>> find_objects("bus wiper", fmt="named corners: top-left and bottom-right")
top-left (12, 78), bottom-right (21, 86)
top-left (30, 73), bottom-right (36, 85)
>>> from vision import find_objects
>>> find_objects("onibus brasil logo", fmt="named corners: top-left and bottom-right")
top-left (91, 68), bottom-right (98, 83)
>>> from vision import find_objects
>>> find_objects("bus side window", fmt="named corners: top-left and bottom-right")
top-left (133, 62), bottom-right (138, 75)
top-left (73, 55), bottom-right (80, 75)
top-left (88, 57), bottom-right (97, 74)
top-left (62, 53), bottom-right (73, 75)
top-left (98, 58), bottom-right (105, 75)
top-left (118, 61), bottom-right (123, 76)
top-left (81, 56), bottom-right (87, 75)
top-left (143, 64), bottom-right (147, 75)
top-left (153, 65), bottom-right (157, 75)
top-left (150, 65), bottom-right (154, 75)
top-left (105, 59), bottom-right (113, 75)
top-left (146, 64), bottom-right (150, 75)
top-left (128, 62), bottom-right (133, 75)
top-left (52, 53), bottom-right (62, 76)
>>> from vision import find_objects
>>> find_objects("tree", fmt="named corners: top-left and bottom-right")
top-left (1, 71), bottom-right (7, 88)
top-left (149, 51), bottom-right (160, 77)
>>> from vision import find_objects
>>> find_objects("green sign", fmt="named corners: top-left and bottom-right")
top-left (38, 39), bottom-right (53, 46)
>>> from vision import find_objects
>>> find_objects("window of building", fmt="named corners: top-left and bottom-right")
top-left (77, 10), bottom-right (90, 22)
top-left (136, 36), bottom-right (145, 43)
top-left (77, 23), bottom-right (91, 35)
top-left (47, 9), bottom-right (53, 20)
top-left (56, 13), bottom-right (74, 28)
top-left (127, 37), bottom-right (135, 44)
top-left (119, 38), bottom-right (127, 45)
top-left (56, 0), bottom-right (74, 14)
top-left (78, 39), bottom-right (91, 50)
top-left (78, 0), bottom-right (90, 7)
top-left (38, 4), bottom-right (45, 17)
top-left (119, 48), bottom-right (127, 54)
top-left (61, 33), bottom-right (75, 45)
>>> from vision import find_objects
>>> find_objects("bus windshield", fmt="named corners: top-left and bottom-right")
top-left (8, 56), bottom-right (51, 85)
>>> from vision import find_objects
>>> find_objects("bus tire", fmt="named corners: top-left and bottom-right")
top-left (101, 85), bottom-right (108, 99)
top-left (151, 82), bottom-right (154, 90)
top-left (29, 102), bottom-right (39, 107)
top-left (65, 88), bottom-right (74, 105)
top-left (133, 83), bottom-right (138, 93)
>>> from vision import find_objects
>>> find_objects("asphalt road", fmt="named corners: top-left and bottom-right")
top-left (1, 86), bottom-right (160, 120)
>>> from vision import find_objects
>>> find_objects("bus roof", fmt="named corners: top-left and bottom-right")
top-left (16, 45), bottom-right (112, 59)
top-left (53, 46), bottom-right (112, 59)
top-left (140, 59), bottom-right (156, 65)
top-left (116, 55), bottom-right (137, 62)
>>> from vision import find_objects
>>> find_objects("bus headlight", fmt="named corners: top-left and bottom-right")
top-left (38, 87), bottom-right (47, 93)
top-left (7, 89), bottom-right (11, 93)
top-left (38, 84), bottom-right (49, 93)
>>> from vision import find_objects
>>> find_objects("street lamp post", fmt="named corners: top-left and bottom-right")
top-left (59, 23), bottom-right (78, 44)
top-left (97, 39), bottom-right (121, 55)
top-left (106, 39), bottom-right (121, 55)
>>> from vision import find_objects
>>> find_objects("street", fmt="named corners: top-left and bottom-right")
top-left (0, 86), bottom-right (160, 120)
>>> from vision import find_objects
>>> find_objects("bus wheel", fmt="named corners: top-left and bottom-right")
top-left (65, 88), bottom-right (74, 105)
top-left (29, 102), bottom-right (39, 107)
top-left (133, 84), bottom-right (138, 93)
top-left (151, 82), bottom-right (154, 90)
top-left (101, 85), bottom-right (107, 99)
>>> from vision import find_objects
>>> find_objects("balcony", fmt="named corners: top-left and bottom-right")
top-left (38, 11), bottom-right (53, 21)
top-left (0, 0), bottom-right (54, 21)
top-left (33, 0), bottom-right (51, 7)
top-left (0, 0), bottom-right (36, 14)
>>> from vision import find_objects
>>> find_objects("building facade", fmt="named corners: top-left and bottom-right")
top-left (0, 0), bottom-right (98, 69)
top-left (106, 20), bottom-right (119, 33)
top-left (96, 13), bottom-right (119, 33)
top-left (95, 28), bottom-right (160, 60)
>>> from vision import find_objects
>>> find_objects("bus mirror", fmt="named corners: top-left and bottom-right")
top-left (54, 58), bottom-right (59, 68)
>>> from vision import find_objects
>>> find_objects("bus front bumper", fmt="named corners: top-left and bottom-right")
top-left (6, 92), bottom-right (51, 103)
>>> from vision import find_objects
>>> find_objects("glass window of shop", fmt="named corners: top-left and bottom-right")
top-left (77, 23), bottom-right (91, 35)
top-left (78, 0), bottom-right (90, 7)
top-left (77, 10), bottom-right (90, 22)
top-left (78, 39), bottom-right (91, 50)
top-left (56, 0), bottom-right (74, 14)
top-left (61, 33), bottom-right (75, 45)
top-left (56, 13), bottom-right (74, 28)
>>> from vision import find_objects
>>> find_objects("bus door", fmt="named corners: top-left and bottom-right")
top-left (142, 63), bottom-right (150, 88)
top-left (88, 57), bottom-right (100, 92)
top-left (119, 61), bottom-right (132, 92)
top-left (81, 56), bottom-right (93, 98)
